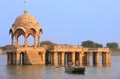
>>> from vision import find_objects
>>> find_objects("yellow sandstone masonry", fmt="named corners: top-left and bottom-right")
top-left (7, 11), bottom-right (111, 67)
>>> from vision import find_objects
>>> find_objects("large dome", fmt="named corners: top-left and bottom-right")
top-left (12, 10), bottom-right (40, 29)
top-left (10, 10), bottom-right (42, 37)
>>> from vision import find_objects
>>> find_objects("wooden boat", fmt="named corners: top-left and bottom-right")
top-left (65, 66), bottom-right (85, 74)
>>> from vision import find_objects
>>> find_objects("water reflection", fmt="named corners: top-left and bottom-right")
top-left (0, 55), bottom-right (120, 79)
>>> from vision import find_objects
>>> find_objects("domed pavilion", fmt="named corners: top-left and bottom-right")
top-left (7, 11), bottom-right (45, 65)
top-left (9, 10), bottom-right (43, 47)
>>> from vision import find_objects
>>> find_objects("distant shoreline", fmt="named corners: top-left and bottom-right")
top-left (111, 52), bottom-right (120, 56)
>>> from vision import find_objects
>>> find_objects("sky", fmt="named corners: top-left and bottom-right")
top-left (0, 0), bottom-right (120, 47)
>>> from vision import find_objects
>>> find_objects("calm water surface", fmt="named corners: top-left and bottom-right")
top-left (0, 55), bottom-right (120, 79)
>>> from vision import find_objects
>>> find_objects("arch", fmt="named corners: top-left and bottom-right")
top-left (40, 28), bottom-right (43, 34)
top-left (9, 28), bottom-right (13, 35)
top-left (27, 28), bottom-right (36, 38)
top-left (27, 35), bottom-right (34, 46)
top-left (38, 52), bottom-right (43, 61)
top-left (14, 27), bottom-right (26, 35)
top-left (14, 28), bottom-right (26, 38)
top-left (18, 35), bottom-right (25, 46)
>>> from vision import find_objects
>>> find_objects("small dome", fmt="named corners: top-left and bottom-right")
top-left (10, 10), bottom-right (42, 37)
top-left (12, 10), bottom-right (40, 29)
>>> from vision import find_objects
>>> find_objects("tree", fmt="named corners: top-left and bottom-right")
top-left (95, 43), bottom-right (103, 48)
top-left (40, 40), bottom-right (56, 46)
top-left (81, 40), bottom-right (95, 48)
top-left (81, 40), bottom-right (103, 48)
top-left (106, 42), bottom-right (119, 51)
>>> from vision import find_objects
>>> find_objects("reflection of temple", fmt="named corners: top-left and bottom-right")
top-left (7, 11), bottom-right (111, 66)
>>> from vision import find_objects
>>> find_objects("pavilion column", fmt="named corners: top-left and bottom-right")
top-left (12, 53), bottom-right (16, 65)
top-left (54, 52), bottom-right (57, 66)
top-left (16, 52), bottom-right (20, 65)
top-left (93, 52), bottom-right (100, 66)
top-left (72, 52), bottom-right (75, 66)
top-left (12, 35), bottom-right (14, 46)
top-left (79, 52), bottom-right (84, 66)
top-left (16, 36), bottom-right (18, 47)
top-left (7, 53), bottom-right (11, 65)
top-left (7, 53), bottom-right (9, 64)
top-left (25, 35), bottom-right (27, 47)
top-left (38, 35), bottom-right (40, 47)
top-left (34, 36), bottom-right (36, 48)
top-left (61, 52), bottom-right (65, 66)
top-left (8, 53), bottom-right (12, 65)
top-left (9, 53), bottom-right (12, 64)
top-left (41, 52), bottom-right (45, 64)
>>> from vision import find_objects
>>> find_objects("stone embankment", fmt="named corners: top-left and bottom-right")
top-left (0, 49), bottom-right (6, 55)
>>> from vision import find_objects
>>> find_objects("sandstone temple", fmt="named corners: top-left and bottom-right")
top-left (7, 11), bottom-right (111, 67)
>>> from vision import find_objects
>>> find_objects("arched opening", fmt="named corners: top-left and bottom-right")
top-left (38, 52), bottom-right (43, 61)
top-left (28, 35), bottom-right (34, 47)
top-left (18, 35), bottom-right (24, 46)
top-left (20, 52), bottom-right (25, 65)
top-left (58, 53), bottom-right (62, 65)
top-left (14, 28), bottom-right (25, 47)
top-left (102, 52), bottom-right (106, 66)
top-left (65, 52), bottom-right (72, 65)
top-left (45, 51), bottom-right (50, 65)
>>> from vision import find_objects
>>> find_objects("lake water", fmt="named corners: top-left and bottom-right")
top-left (0, 55), bottom-right (120, 79)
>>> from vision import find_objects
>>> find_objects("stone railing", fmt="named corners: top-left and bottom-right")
top-left (53, 45), bottom-right (83, 49)
top-left (88, 48), bottom-right (111, 52)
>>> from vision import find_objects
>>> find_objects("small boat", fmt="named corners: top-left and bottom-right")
top-left (65, 66), bottom-right (85, 74)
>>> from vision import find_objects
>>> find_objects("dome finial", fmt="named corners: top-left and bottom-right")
top-left (24, 0), bottom-right (27, 10)
top-left (24, 10), bottom-right (28, 14)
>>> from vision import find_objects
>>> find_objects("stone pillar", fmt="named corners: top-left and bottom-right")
top-left (7, 53), bottom-right (10, 65)
top-left (103, 52), bottom-right (111, 66)
top-left (50, 53), bottom-right (53, 65)
top-left (12, 53), bottom-right (15, 65)
top-left (38, 35), bottom-right (40, 47)
top-left (84, 52), bottom-right (90, 66)
top-left (61, 52), bottom-right (65, 66)
top-left (58, 53), bottom-right (61, 65)
top-left (79, 52), bottom-right (84, 66)
top-left (25, 35), bottom-right (27, 47)
top-left (12, 35), bottom-right (14, 46)
top-left (102, 52), bottom-right (106, 66)
top-left (16, 53), bottom-right (20, 65)
top-left (8, 53), bottom-right (13, 65)
top-left (42, 52), bottom-right (45, 64)
top-left (93, 52), bottom-right (100, 66)
top-left (108, 52), bottom-right (111, 64)
top-left (72, 52), bottom-right (75, 66)
top-left (34, 36), bottom-right (36, 48)
top-left (54, 52), bottom-right (57, 66)
top-left (16, 37), bottom-right (18, 47)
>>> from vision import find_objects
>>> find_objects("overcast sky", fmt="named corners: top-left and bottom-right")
top-left (0, 0), bottom-right (120, 46)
